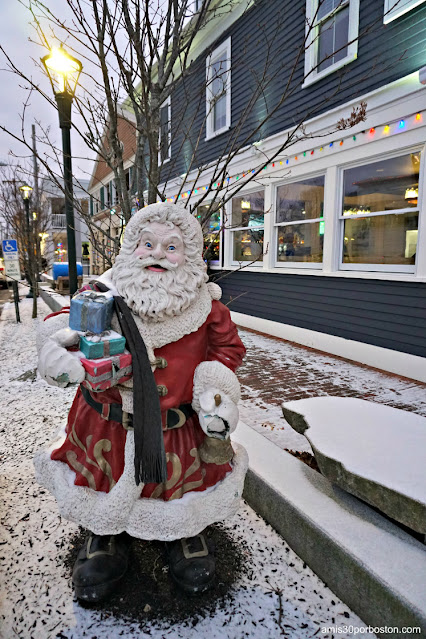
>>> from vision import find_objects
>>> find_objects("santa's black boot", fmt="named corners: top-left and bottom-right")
top-left (72, 532), bottom-right (131, 603)
top-left (166, 533), bottom-right (215, 594)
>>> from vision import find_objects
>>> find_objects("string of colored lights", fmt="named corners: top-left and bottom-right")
top-left (164, 112), bottom-right (423, 203)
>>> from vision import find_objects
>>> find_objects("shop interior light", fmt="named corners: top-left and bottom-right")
top-left (405, 187), bottom-right (418, 199)
top-left (241, 201), bottom-right (251, 209)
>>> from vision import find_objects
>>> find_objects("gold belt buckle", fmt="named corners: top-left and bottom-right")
top-left (166, 407), bottom-right (187, 430)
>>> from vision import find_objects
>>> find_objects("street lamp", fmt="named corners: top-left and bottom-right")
top-left (19, 184), bottom-right (34, 298)
top-left (41, 44), bottom-right (82, 296)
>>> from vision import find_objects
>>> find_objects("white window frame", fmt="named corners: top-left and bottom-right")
top-left (158, 96), bottom-right (171, 165)
top-left (206, 37), bottom-right (231, 140)
top-left (338, 148), bottom-right (423, 274)
top-left (227, 187), bottom-right (265, 267)
top-left (384, 0), bottom-right (426, 23)
top-left (303, 0), bottom-right (360, 88)
top-left (273, 172), bottom-right (326, 270)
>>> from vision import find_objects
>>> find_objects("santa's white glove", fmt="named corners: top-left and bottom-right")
top-left (38, 328), bottom-right (85, 388)
top-left (198, 388), bottom-right (239, 440)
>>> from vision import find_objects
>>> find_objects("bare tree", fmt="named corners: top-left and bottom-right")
top-left (0, 162), bottom-right (50, 317)
top-left (0, 0), bottom-right (398, 273)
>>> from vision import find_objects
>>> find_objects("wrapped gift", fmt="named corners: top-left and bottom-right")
top-left (79, 330), bottom-right (126, 359)
top-left (69, 290), bottom-right (114, 333)
top-left (81, 352), bottom-right (132, 391)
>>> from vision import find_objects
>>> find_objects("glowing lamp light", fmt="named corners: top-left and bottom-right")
top-left (369, 128), bottom-right (375, 134)
top-left (311, 150), bottom-right (314, 155)
top-left (286, 159), bottom-right (289, 164)
top-left (32, 211), bottom-right (37, 220)
top-left (415, 113), bottom-right (422, 121)
top-left (339, 140), bottom-right (344, 146)
top-left (329, 142), bottom-right (333, 147)
top-left (241, 201), bottom-right (251, 209)
top-left (399, 120), bottom-right (405, 128)
top-left (405, 187), bottom-right (418, 199)
top-left (383, 125), bottom-right (390, 134)
top-left (320, 147), bottom-right (323, 151)
top-left (295, 156), bottom-right (298, 160)
top-left (41, 45), bottom-right (82, 97)
top-left (303, 152), bottom-right (306, 157)
top-left (19, 184), bottom-right (33, 200)
top-left (352, 135), bottom-right (356, 141)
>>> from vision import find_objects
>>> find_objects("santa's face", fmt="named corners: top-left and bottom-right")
top-left (111, 216), bottom-right (207, 321)
top-left (134, 222), bottom-right (185, 271)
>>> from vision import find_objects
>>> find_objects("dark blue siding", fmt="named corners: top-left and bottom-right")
top-left (210, 270), bottom-right (426, 357)
top-left (162, 0), bottom-right (426, 182)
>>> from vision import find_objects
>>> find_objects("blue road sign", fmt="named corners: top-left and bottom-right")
top-left (2, 239), bottom-right (18, 255)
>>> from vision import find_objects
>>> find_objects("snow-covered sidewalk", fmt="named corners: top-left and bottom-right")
top-left (0, 298), bottom-right (377, 638)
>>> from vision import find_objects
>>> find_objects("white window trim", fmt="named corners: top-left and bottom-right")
top-left (303, 0), bottom-right (360, 89)
top-left (158, 96), bottom-right (171, 165)
top-left (227, 187), bottom-right (265, 267)
top-left (338, 149), bottom-right (423, 274)
top-left (205, 37), bottom-right (231, 140)
top-left (384, 0), bottom-right (426, 24)
top-left (273, 173), bottom-right (326, 269)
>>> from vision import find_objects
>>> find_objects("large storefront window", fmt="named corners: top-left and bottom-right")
top-left (231, 191), bottom-right (264, 262)
top-left (275, 176), bottom-right (324, 264)
top-left (197, 204), bottom-right (221, 264)
top-left (341, 152), bottom-right (420, 270)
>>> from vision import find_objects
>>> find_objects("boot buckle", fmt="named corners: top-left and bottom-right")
top-left (181, 534), bottom-right (209, 559)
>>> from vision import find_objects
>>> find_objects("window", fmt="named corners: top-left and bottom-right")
top-left (100, 186), bottom-right (105, 209)
top-left (197, 204), bottom-right (222, 264)
top-left (384, 0), bottom-right (426, 23)
top-left (304, 0), bottom-right (359, 86)
top-left (230, 191), bottom-right (264, 262)
top-left (275, 176), bottom-right (325, 265)
top-left (159, 97), bottom-right (171, 163)
top-left (340, 152), bottom-right (421, 272)
top-left (206, 38), bottom-right (231, 139)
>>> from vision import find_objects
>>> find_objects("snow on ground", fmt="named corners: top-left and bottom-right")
top-left (0, 298), bottom-right (376, 638)
top-left (237, 329), bottom-right (426, 455)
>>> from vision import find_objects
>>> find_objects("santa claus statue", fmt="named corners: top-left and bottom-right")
top-left (35, 202), bottom-right (248, 603)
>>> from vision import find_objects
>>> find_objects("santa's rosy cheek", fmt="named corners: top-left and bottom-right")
top-left (166, 251), bottom-right (185, 265)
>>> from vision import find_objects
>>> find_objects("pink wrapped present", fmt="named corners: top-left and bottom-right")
top-left (81, 352), bottom-right (132, 391)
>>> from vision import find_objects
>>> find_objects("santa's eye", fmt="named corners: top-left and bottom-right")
top-left (168, 245), bottom-right (176, 251)
top-left (145, 241), bottom-right (153, 248)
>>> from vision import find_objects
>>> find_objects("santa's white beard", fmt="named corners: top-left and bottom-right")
top-left (111, 254), bottom-right (207, 321)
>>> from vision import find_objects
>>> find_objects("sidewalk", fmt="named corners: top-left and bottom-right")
top-left (0, 297), bottom-right (380, 639)
top-left (237, 326), bottom-right (426, 454)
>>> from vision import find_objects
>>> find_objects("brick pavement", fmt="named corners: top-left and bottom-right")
top-left (236, 327), bottom-right (426, 453)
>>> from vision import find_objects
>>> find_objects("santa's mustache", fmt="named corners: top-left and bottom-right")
top-left (135, 256), bottom-right (179, 270)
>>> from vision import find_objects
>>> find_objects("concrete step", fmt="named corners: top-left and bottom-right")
top-left (233, 422), bottom-right (426, 634)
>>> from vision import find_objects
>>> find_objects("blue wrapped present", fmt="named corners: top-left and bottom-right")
top-left (69, 290), bottom-right (114, 333)
top-left (79, 330), bottom-right (126, 359)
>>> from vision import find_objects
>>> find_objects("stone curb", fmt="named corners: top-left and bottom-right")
top-left (39, 285), bottom-right (69, 313)
top-left (40, 289), bottom-right (426, 633)
top-left (233, 423), bottom-right (426, 635)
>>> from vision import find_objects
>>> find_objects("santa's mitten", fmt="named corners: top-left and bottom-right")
top-left (38, 331), bottom-right (85, 388)
top-left (198, 389), bottom-right (239, 440)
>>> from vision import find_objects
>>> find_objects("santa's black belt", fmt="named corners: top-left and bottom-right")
top-left (81, 385), bottom-right (195, 430)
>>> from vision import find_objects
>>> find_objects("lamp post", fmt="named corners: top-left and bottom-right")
top-left (19, 184), bottom-right (34, 298)
top-left (41, 45), bottom-right (82, 296)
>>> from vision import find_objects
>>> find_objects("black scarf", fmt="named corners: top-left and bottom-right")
top-left (95, 282), bottom-right (168, 485)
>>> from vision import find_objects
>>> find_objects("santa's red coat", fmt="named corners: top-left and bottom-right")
top-left (50, 300), bottom-right (246, 501)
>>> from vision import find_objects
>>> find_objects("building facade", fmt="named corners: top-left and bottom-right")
top-left (89, 0), bottom-right (426, 380)
top-left (41, 177), bottom-right (90, 274)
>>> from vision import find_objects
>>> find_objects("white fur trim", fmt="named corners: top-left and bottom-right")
top-left (207, 282), bottom-right (222, 300)
top-left (192, 361), bottom-right (241, 413)
top-left (33, 430), bottom-right (248, 540)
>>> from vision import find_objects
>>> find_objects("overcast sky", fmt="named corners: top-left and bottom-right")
top-left (0, 1), bottom-right (96, 181)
